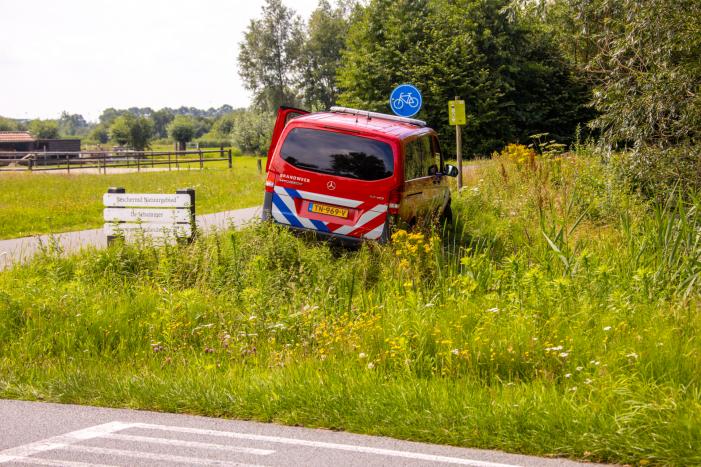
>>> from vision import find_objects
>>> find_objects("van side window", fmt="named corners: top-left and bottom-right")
top-left (431, 135), bottom-right (443, 171)
top-left (404, 139), bottom-right (422, 180)
top-left (404, 135), bottom-right (434, 180)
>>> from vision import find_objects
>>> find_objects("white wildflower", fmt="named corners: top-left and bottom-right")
top-left (559, 352), bottom-right (569, 358)
top-left (603, 326), bottom-right (612, 331)
top-left (359, 352), bottom-right (367, 359)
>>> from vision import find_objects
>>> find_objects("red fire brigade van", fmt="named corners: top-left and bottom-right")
top-left (262, 106), bottom-right (458, 244)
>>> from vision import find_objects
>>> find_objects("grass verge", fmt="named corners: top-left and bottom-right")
top-left (0, 157), bottom-right (264, 239)
top-left (1, 151), bottom-right (699, 465)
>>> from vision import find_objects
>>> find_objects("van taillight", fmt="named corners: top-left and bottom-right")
top-left (265, 171), bottom-right (277, 192)
top-left (388, 187), bottom-right (401, 215)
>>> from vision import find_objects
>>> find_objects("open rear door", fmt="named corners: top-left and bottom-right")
top-left (266, 106), bottom-right (309, 171)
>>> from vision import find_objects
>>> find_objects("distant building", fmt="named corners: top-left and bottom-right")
top-left (0, 131), bottom-right (81, 153)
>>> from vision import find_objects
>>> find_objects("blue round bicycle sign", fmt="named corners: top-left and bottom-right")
top-left (389, 84), bottom-right (422, 118)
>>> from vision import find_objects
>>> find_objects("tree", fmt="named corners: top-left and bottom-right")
top-left (58, 112), bottom-right (88, 136)
top-left (337, 0), bottom-right (591, 155)
top-left (89, 124), bottom-right (109, 144)
top-left (168, 115), bottom-right (196, 150)
top-left (99, 108), bottom-right (127, 126)
top-left (231, 110), bottom-right (274, 155)
top-left (28, 119), bottom-right (59, 139)
top-left (211, 113), bottom-right (238, 137)
top-left (584, 0), bottom-right (701, 148)
top-left (109, 115), bottom-right (154, 150)
top-left (151, 109), bottom-right (174, 139)
top-left (297, 1), bottom-right (352, 109)
top-left (0, 117), bottom-right (19, 131)
top-left (238, 0), bottom-right (304, 111)
top-left (109, 117), bottom-right (131, 146)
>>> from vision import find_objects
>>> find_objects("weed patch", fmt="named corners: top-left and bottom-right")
top-left (1, 154), bottom-right (700, 465)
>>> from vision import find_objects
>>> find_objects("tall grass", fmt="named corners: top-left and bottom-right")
top-left (1, 152), bottom-right (699, 465)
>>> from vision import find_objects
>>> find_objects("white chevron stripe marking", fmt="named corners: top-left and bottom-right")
top-left (334, 209), bottom-right (383, 235)
top-left (276, 192), bottom-right (317, 230)
top-left (363, 221), bottom-right (386, 240)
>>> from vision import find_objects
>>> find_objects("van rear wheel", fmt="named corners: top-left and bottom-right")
top-left (439, 202), bottom-right (453, 226)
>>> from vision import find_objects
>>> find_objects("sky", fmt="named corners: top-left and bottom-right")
top-left (0, 0), bottom-right (321, 122)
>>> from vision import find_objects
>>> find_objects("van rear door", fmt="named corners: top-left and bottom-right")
top-left (267, 107), bottom-right (309, 171)
top-left (269, 127), bottom-right (395, 241)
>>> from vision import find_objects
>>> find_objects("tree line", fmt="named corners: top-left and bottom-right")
top-left (0, 105), bottom-right (274, 154)
top-left (237, 0), bottom-right (700, 194)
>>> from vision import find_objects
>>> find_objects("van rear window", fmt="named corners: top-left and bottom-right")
top-left (280, 128), bottom-right (394, 181)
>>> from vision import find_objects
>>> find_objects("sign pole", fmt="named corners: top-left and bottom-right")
top-left (106, 187), bottom-right (125, 245)
top-left (455, 96), bottom-right (463, 190)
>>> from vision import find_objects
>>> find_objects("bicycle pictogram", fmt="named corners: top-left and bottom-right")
top-left (391, 92), bottom-right (419, 110)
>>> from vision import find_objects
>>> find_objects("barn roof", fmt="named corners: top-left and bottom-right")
top-left (0, 131), bottom-right (35, 142)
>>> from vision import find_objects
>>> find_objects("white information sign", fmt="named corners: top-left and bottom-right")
top-left (104, 208), bottom-right (191, 224)
top-left (103, 193), bottom-right (191, 208)
top-left (104, 223), bottom-right (193, 237)
top-left (104, 188), bottom-right (195, 243)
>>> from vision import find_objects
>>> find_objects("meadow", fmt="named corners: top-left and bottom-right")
top-left (0, 149), bottom-right (699, 465)
top-left (0, 156), bottom-right (264, 239)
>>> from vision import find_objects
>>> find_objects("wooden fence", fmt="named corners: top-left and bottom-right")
top-left (0, 148), bottom-right (233, 173)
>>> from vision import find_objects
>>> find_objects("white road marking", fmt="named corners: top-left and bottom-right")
top-left (103, 433), bottom-right (274, 456)
top-left (63, 445), bottom-right (263, 466)
top-left (0, 422), bottom-right (130, 464)
top-left (1, 420), bottom-right (522, 467)
top-left (134, 423), bottom-right (521, 467)
top-left (0, 458), bottom-right (115, 467)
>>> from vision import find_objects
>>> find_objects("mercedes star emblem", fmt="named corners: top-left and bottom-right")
top-left (326, 181), bottom-right (336, 190)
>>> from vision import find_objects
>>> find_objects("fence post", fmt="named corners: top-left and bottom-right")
top-left (106, 187), bottom-right (126, 245)
top-left (137, 154), bottom-right (141, 172)
top-left (168, 152), bottom-right (172, 171)
top-left (199, 149), bottom-right (203, 170)
top-left (257, 158), bottom-right (262, 174)
top-left (28, 156), bottom-right (33, 171)
top-left (176, 187), bottom-right (196, 242)
top-left (67, 155), bottom-right (70, 174)
top-left (228, 149), bottom-right (232, 169)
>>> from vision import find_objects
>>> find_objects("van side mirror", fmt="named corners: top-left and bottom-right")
top-left (444, 164), bottom-right (459, 177)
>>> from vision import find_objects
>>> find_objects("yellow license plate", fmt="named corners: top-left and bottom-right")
top-left (309, 203), bottom-right (349, 218)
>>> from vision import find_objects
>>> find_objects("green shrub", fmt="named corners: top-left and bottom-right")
top-left (611, 145), bottom-right (701, 200)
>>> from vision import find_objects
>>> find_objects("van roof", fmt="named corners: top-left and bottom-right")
top-left (291, 110), bottom-right (430, 141)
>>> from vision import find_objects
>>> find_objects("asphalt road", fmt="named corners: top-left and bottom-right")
top-left (0, 206), bottom-right (261, 271)
top-left (0, 400), bottom-right (604, 467)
